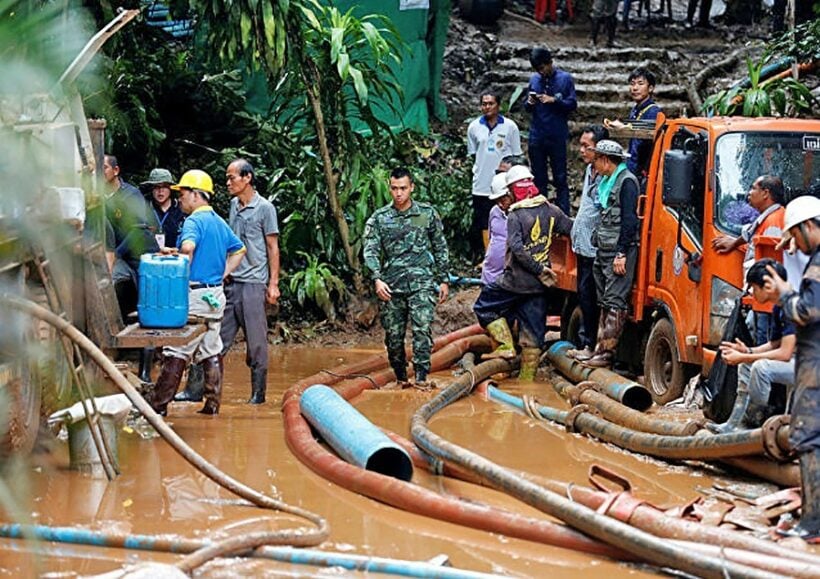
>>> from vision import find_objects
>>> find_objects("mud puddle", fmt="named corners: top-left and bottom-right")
top-left (0, 345), bottom-right (785, 577)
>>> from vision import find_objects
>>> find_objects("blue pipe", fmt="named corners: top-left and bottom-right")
top-left (487, 385), bottom-right (568, 423)
top-left (547, 341), bottom-right (652, 411)
top-left (448, 274), bottom-right (482, 286)
top-left (0, 524), bottom-right (496, 578)
top-left (300, 384), bottom-right (413, 481)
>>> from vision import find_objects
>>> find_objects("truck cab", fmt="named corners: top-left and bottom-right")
top-left (559, 115), bottom-right (820, 404)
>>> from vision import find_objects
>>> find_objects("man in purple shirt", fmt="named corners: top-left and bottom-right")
top-left (524, 47), bottom-right (578, 216)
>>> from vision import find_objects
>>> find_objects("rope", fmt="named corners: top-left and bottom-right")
top-left (319, 369), bottom-right (379, 389)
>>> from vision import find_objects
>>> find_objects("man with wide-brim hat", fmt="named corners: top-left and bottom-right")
top-left (141, 168), bottom-right (186, 249)
top-left (582, 139), bottom-right (640, 369)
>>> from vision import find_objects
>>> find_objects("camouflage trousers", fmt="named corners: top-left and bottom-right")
top-left (380, 289), bottom-right (437, 379)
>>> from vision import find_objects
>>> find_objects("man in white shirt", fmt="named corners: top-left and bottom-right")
top-left (467, 92), bottom-right (522, 262)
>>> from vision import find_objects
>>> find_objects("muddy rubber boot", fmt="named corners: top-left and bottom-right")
top-left (149, 356), bottom-right (187, 415)
top-left (584, 310), bottom-right (627, 368)
top-left (518, 348), bottom-right (541, 381)
top-left (199, 356), bottom-right (223, 415)
top-left (483, 318), bottom-right (517, 359)
top-left (574, 310), bottom-right (607, 362)
top-left (248, 368), bottom-right (267, 405)
top-left (778, 448), bottom-right (820, 543)
top-left (175, 362), bottom-right (204, 402)
top-left (712, 387), bottom-right (750, 433)
top-left (138, 347), bottom-right (155, 384)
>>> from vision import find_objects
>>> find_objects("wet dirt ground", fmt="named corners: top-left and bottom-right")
top-left (1, 343), bottom-right (801, 578)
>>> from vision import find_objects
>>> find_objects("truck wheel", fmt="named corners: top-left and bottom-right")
top-left (459, 0), bottom-right (505, 25)
top-left (644, 318), bottom-right (685, 405)
top-left (560, 303), bottom-right (583, 346)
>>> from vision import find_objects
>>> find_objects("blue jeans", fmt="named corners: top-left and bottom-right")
top-left (473, 284), bottom-right (549, 348)
top-left (528, 138), bottom-right (570, 215)
top-left (738, 358), bottom-right (795, 409)
top-left (576, 255), bottom-right (599, 348)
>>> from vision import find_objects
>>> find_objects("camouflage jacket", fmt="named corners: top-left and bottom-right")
top-left (363, 200), bottom-right (450, 293)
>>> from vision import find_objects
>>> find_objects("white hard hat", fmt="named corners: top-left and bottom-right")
top-left (782, 195), bottom-right (820, 242)
top-left (505, 164), bottom-right (534, 186)
top-left (489, 173), bottom-right (510, 200)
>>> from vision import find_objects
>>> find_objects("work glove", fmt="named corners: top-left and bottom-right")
top-left (538, 267), bottom-right (557, 288)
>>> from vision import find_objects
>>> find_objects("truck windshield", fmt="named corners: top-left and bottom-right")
top-left (714, 131), bottom-right (820, 236)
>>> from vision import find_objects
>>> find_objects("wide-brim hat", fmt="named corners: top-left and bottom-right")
top-left (141, 168), bottom-right (175, 187)
top-left (594, 139), bottom-right (630, 159)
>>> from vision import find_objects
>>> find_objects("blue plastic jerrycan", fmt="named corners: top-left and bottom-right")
top-left (137, 254), bottom-right (190, 328)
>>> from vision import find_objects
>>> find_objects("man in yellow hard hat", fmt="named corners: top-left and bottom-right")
top-left (147, 169), bottom-right (246, 416)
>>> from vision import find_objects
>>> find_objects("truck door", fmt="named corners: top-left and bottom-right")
top-left (641, 124), bottom-right (706, 402)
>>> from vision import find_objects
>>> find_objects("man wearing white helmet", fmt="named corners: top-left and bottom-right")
top-left (473, 164), bottom-right (572, 381)
top-left (764, 194), bottom-right (820, 543)
top-left (480, 172), bottom-right (513, 286)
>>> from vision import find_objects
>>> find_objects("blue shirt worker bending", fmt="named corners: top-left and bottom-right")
top-left (363, 167), bottom-right (450, 387)
top-left (525, 47), bottom-right (577, 216)
top-left (765, 195), bottom-right (820, 543)
top-left (148, 170), bottom-right (246, 416)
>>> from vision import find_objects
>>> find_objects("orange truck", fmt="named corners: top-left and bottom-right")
top-left (551, 114), bottom-right (820, 404)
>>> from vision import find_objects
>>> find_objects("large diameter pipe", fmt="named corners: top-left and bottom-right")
top-left (300, 384), bottom-right (413, 481)
top-left (546, 341), bottom-right (653, 411)
top-left (411, 360), bottom-right (779, 579)
top-left (555, 379), bottom-right (702, 436)
top-left (0, 524), bottom-right (497, 579)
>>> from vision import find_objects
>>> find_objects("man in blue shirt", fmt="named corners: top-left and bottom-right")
top-left (714, 259), bottom-right (795, 432)
top-left (147, 169), bottom-right (246, 416)
top-left (524, 47), bottom-right (577, 216)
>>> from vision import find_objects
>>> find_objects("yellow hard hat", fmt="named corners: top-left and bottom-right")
top-left (172, 169), bottom-right (214, 195)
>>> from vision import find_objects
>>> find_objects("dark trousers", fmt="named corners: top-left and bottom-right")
top-left (576, 255), bottom-right (600, 348)
top-left (528, 138), bottom-right (570, 215)
top-left (220, 282), bottom-right (269, 372)
top-left (470, 195), bottom-right (494, 261)
top-left (473, 284), bottom-right (549, 348)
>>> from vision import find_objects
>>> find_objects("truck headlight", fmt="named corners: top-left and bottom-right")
top-left (708, 277), bottom-right (742, 346)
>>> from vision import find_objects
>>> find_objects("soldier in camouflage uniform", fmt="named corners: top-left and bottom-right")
top-left (363, 167), bottom-right (450, 386)
top-left (766, 195), bottom-right (820, 543)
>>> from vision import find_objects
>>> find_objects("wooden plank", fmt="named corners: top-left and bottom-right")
top-left (114, 322), bottom-right (207, 349)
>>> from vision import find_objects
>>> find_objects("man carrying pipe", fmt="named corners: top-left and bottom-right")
top-left (764, 195), bottom-right (820, 543)
top-left (472, 165), bottom-right (572, 380)
top-left (362, 167), bottom-right (450, 388)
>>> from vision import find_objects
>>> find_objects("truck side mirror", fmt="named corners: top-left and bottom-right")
top-left (662, 150), bottom-right (694, 208)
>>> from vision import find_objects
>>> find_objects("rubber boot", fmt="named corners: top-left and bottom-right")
top-left (248, 368), bottom-right (267, 405)
top-left (483, 318), bottom-right (517, 359)
top-left (584, 309), bottom-right (627, 368)
top-left (574, 310), bottom-right (607, 362)
top-left (138, 347), bottom-right (155, 384)
top-left (174, 362), bottom-right (204, 402)
top-left (518, 348), bottom-right (541, 381)
top-left (199, 356), bottom-right (222, 415)
top-left (778, 448), bottom-right (820, 542)
top-left (712, 386), bottom-right (750, 433)
top-left (148, 356), bottom-right (187, 415)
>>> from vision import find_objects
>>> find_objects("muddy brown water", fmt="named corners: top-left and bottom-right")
top-left (0, 345), bottom-right (792, 577)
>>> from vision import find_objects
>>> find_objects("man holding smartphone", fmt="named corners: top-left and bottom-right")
top-left (525, 47), bottom-right (577, 216)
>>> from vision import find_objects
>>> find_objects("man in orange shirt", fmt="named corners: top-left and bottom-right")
top-left (713, 175), bottom-right (785, 344)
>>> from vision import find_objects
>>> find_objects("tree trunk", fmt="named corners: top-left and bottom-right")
top-left (302, 72), bottom-right (365, 295)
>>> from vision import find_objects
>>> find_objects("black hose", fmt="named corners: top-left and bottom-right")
top-left (410, 356), bottom-right (781, 579)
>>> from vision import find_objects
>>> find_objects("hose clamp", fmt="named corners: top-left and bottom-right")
top-left (569, 380), bottom-right (601, 406)
top-left (565, 404), bottom-right (600, 433)
top-left (761, 414), bottom-right (793, 462)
